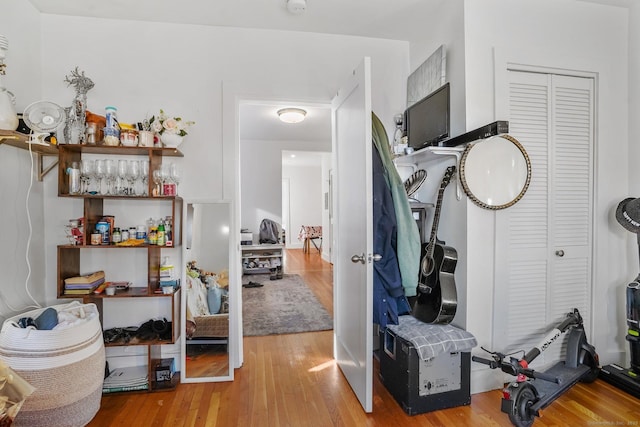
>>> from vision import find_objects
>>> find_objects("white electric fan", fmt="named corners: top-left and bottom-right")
top-left (22, 101), bottom-right (66, 146)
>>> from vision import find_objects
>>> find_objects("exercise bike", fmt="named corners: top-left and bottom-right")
top-left (472, 308), bottom-right (600, 427)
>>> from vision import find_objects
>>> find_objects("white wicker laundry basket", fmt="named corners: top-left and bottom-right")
top-left (0, 302), bottom-right (105, 427)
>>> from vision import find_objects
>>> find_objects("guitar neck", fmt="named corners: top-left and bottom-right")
top-left (426, 186), bottom-right (446, 258)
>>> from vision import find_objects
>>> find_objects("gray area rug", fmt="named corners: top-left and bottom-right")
top-left (242, 273), bottom-right (333, 336)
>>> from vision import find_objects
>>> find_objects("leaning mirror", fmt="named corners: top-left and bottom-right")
top-left (459, 134), bottom-right (532, 210)
top-left (181, 201), bottom-right (232, 382)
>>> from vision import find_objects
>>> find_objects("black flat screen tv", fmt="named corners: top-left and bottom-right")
top-left (405, 82), bottom-right (450, 150)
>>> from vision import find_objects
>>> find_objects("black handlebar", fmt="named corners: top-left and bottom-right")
top-left (471, 355), bottom-right (499, 369)
top-left (472, 355), bottom-right (559, 384)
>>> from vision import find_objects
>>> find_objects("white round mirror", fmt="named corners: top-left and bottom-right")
top-left (459, 134), bottom-right (531, 210)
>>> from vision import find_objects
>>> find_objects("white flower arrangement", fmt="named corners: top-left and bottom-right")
top-left (150, 109), bottom-right (195, 136)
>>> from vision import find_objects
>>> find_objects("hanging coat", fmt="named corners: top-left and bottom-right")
top-left (371, 112), bottom-right (421, 298)
top-left (372, 142), bottom-right (411, 328)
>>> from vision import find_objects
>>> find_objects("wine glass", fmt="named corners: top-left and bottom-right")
top-left (94, 159), bottom-right (105, 195)
top-left (80, 159), bottom-right (94, 194)
top-left (127, 160), bottom-right (140, 196)
top-left (117, 159), bottom-right (128, 195)
top-left (170, 163), bottom-right (182, 196)
top-left (140, 160), bottom-right (149, 196)
top-left (104, 159), bottom-right (116, 195)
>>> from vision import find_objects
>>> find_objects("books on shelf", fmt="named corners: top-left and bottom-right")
top-left (102, 384), bottom-right (149, 394)
top-left (64, 270), bottom-right (105, 295)
top-left (160, 279), bottom-right (179, 289)
top-left (64, 288), bottom-right (97, 295)
top-left (64, 270), bottom-right (105, 285)
top-left (103, 365), bottom-right (149, 394)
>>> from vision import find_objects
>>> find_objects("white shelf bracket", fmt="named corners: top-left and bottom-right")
top-left (426, 146), bottom-right (465, 200)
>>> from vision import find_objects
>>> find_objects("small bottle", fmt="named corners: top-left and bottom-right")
top-left (136, 225), bottom-right (146, 240)
top-left (112, 227), bottom-right (121, 244)
top-left (156, 220), bottom-right (166, 246)
top-left (129, 226), bottom-right (138, 240)
top-left (90, 230), bottom-right (101, 246)
top-left (148, 227), bottom-right (157, 245)
top-left (146, 217), bottom-right (155, 243)
top-left (105, 106), bottom-right (119, 130)
top-left (121, 228), bottom-right (129, 242)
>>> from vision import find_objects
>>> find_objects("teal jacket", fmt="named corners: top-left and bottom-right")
top-left (372, 113), bottom-right (421, 297)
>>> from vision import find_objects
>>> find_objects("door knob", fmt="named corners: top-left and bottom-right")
top-left (372, 254), bottom-right (382, 262)
top-left (351, 254), bottom-right (366, 264)
top-left (555, 250), bottom-right (565, 257)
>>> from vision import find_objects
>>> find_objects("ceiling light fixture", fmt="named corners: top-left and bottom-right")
top-left (277, 108), bottom-right (307, 124)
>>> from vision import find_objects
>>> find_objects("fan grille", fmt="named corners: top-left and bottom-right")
top-left (23, 101), bottom-right (65, 133)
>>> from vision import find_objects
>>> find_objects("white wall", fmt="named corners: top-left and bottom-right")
top-left (463, 0), bottom-right (629, 393)
top-left (282, 163), bottom-right (323, 250)
top-left (240, 141), bottom-right (283, 242)
top-left (631, 3), bottom-right (640, 197)
top-left (409, 0), bottom-right (466, 138)
top-left (0, 0), bottom-right (45, 323)
top-left (240, 140), bottom-right (330, 244)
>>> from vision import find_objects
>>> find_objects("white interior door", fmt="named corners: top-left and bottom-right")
top-left (494, 70), bottom-right (594, 365)
top-left (332, 57), bottom-right (373, 413)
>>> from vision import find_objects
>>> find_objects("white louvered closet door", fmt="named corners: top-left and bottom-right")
top-left (493, 70), bottom-right (594, 366)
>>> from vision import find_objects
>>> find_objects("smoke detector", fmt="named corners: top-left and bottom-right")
top-left (287, 0), bottom-right (306, 15)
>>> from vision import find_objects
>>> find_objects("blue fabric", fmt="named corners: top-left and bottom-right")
top-left (207, 287), bottom-right (223, 314)
top-left (373, 142), bottom-right (411, 328)
top-left (34, 307), bottom-right (58, 330)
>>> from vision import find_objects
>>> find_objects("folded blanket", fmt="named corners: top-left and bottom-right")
top-left (386, 315), bottom-right (477, 361)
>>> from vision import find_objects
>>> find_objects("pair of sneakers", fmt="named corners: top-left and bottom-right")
top-left (270, 266), bottom-right (283, 280)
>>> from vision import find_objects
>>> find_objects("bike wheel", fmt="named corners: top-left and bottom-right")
top-left (580, 349), bottom-right (600, 383)
top-left (507, 383), bottom-right (537, 427)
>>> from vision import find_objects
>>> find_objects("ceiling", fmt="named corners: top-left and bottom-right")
top-left (25, 0), bottom-right (630, 41)
top-left (239, 102), bottom-right (331, 144)
top-left (25, 0), bottom-right (630, 163)
top-left (26, 0), bottom-right (449, 43)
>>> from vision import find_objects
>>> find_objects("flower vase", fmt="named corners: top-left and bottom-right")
top-left (160, 132), bottom-right (183, 148)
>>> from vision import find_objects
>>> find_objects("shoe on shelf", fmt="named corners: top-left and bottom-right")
top-left (243, 281), bottom-right (263, 288)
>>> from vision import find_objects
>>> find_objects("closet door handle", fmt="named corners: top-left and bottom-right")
top-left (351, 253), bottom-right (382, 263)
top-left (555, 250), bottom-right (565, 257)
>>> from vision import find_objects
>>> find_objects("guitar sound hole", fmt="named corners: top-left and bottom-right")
top-left (422, 256), bottom-right (434, 276)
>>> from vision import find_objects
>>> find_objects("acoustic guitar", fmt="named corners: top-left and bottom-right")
top-left (413, 165), bottom-right (458, 324)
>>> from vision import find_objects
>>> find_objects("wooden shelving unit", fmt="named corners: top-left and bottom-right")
top-left (56, 143), bottom-right (184, 393)
top-left (241, 243), bottom-right (284, 275)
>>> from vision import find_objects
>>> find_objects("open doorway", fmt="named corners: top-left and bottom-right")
top-left (281, 150), bottom-right (331, 258)
top-left (239, 100), bottom-right (333, 338)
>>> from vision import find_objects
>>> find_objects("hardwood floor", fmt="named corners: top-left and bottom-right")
top-left (88, 249), bottom-right (640, 426)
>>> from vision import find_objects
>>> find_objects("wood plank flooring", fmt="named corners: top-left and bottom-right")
top-left (87, 249), bottom-right (640, 426)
